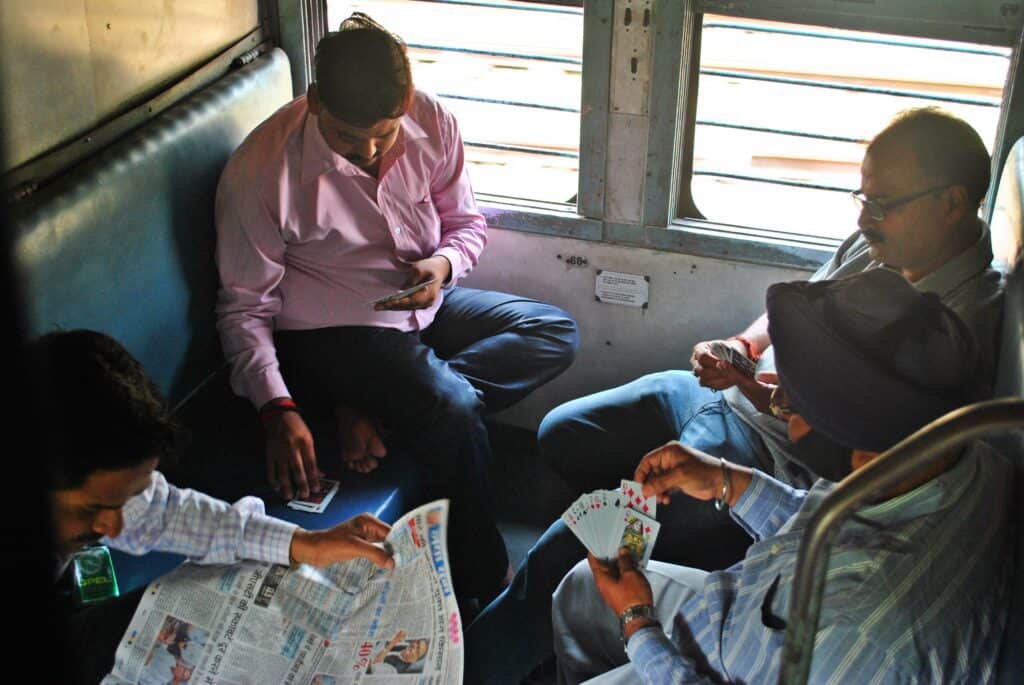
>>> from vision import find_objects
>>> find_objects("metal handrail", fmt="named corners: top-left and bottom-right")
top-left (415, 0), bottom-right (582, 14)
top-left (702, 21), bottom-right (1009, 58)
top-left (700, 69), bottom-right (1000, 108)
top-left (779, 398), bottom-right (1024, 685)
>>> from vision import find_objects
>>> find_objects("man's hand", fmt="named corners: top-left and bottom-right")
top-left (716, 365), bottom-right (777, 415)
top-left (588, 550), bottom-right (655, 641)
top-left (634, 441), bottom-right (753, 507)
top-left (375, 256), bottom-right (451, 311)
top-left (336, 404), bottom-right (387, 474)
top-left (690, 338), bottom-right (749, 391)
top-left (264, 407), bottom-right (323, 500)
top-left (290, 513), bottom-right (395, 569)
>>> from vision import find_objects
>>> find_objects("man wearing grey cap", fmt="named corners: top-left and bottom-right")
top-left (550, 268), bottom-right (1011, 684)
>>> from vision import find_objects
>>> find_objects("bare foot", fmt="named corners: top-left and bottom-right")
top-left (335, 404), bottom-right (387, 474)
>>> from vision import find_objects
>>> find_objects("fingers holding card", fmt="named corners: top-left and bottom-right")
top-left (287, 478), bottom-right (340, 513)
top-left (562, 481), bottom-right (661, 567)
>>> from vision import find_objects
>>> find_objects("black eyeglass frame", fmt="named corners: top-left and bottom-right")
top-left (850, 184), bottom-right (951, 222)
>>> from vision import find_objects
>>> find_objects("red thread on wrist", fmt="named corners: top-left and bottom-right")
top-left (729, 335), bottom-right (761, 361)
top-left (260, 400), bottom-right (300, 425)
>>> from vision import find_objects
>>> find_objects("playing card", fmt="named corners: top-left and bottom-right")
top-left (620, 479), bottom-right (657, 518)
top-left (562, 495), bottom-right (592, 550)
top-left (618, 510), bottom-right (661, 569)
top-left (286, 478), bottom-right (340, 513)
top-left (709, 341), bottom-right (757, 377)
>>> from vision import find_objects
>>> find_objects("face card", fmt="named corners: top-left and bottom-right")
top-left (286, 478), bottom-right (340, 513)
top-left (620, 479), bottom-right (657, 518)
top-left (618, 510), bottom-right (661, 569)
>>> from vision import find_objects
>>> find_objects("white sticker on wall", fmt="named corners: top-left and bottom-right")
top-left (595, 270), bottom-right (649, 308)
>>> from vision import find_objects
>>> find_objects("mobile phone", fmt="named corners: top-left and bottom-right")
top-left (366, 278), bottom-right (438, 306)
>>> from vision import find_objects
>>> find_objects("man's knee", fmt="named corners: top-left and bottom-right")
top-left (537, 399), bottom-right (581, 469)
top-left (535, 303), bottom-right (580, 369)
top-left (552, 559), bottom-right (595, 620)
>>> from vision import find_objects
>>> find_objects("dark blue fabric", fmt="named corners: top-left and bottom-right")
top-left (275, 286), bottom-right (578, 602)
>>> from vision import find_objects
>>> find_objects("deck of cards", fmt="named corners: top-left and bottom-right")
top-left (286, 478), bottom-right (340, 513)
top-left (709, 341), bottom-right (757, 377)
top-left (562, 480), bottom-right (661, 568)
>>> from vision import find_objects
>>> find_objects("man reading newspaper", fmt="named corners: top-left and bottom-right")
top-left (41, 330), bottom-right (395, 685)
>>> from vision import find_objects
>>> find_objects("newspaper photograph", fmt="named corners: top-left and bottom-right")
top-left (101, 500), bottom-right (462, 684)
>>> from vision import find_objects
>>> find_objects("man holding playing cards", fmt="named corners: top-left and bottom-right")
top-left (538, 108), bottom-right (1002, 569)
top-left (552, 269), bottom-right (1011, 684)
top-left (215, 14), bottom-right (578, 606)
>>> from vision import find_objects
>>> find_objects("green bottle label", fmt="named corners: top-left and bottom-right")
top-left (72, 545), bottom-right (120, 604)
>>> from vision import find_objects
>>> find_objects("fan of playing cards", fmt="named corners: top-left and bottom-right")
top-left (562, 480), bottom-right (662, 568)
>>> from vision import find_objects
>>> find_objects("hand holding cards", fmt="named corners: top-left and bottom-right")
top-left (709, 341), bottom-right (757, 377)
top-left (562, 480), bottom-right (661, 568)
top-left (287, 478), bottom-right (340, 513)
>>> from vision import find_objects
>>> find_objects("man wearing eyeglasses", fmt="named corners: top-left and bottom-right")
top-left (540, 106), bottom-right (1002, 532)
top-left (462, 108), bottom-right (1005, 683)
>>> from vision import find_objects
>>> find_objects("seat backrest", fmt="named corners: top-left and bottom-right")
top-left (992, 137), bottom-right (1024, 684)
top-left (10, 49), bottom-right (292, 403)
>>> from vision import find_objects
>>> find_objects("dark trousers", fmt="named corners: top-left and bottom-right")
top-left (275, 287), bottom-right (578, 602)
top-left (63, 587), bottom-right (145, 685)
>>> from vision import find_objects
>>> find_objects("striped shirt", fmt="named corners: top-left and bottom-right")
top-left (101, 471), bottom-right (297, 566)
top-left (626, 441), bottom-right (1012, 684)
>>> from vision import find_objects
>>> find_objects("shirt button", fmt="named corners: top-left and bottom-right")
top-left (393, 225), bottom-right (403, 234)
top-left (770, 544), bottom-right (780, 555)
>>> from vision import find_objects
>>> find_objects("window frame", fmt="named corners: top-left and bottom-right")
top-left (298, 0), bottom-right (1024, 273)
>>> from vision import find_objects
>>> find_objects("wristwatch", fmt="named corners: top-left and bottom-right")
top-left (619, 604), bottom-right (658, 643)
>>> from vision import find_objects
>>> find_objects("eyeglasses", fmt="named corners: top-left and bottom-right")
top-left (850, 184), bottom-right (950, 222)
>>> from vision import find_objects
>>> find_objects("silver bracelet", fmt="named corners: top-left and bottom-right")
top-left (714, 458), bottom-right (732, 511)
top-left (619, 604), bottom-right (658, 644)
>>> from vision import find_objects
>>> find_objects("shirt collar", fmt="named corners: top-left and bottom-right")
top-left (841, 442), bottom-right (979, 531)
top-left (300, 108), bottom-right (350, 184)
top-left (907, 220), bottom-right (994, 297)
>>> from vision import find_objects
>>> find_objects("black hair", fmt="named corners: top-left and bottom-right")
top-left (31, 330), bottom-right (182, 489)
top-left (313, 13), bottom-right (413, 127)
top-left (868, 107), bottom-right (991, 208)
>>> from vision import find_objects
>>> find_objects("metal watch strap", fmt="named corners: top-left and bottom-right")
top-left (619, 604), bottom-right (658, 643)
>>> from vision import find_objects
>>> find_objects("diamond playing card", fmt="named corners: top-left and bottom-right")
top-left (618, 510), bottom-right (660, 568)
top-left (620, 479), bottom-right (657, 518)
top-left (562, 485), bottom-right (660, 567)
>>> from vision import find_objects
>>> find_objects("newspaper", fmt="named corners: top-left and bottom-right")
top-left (101, 500), bottom-right (462, 685)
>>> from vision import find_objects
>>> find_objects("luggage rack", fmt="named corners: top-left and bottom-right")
top-left (779, 397), bottom-right (1024, 684)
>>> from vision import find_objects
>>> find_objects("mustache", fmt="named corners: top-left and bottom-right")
top-left (345, 153), bottom-right (377, 165)
top-left (860, 228), bottom-right (884, 243)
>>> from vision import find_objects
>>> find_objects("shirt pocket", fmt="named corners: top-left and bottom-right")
top-left (404, 197), bottom-right (441, 246)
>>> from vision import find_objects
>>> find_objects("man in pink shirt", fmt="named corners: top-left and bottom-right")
top-left (214, 14), bottom-right (578, 606)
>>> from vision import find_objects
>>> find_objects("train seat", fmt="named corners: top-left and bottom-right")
top-left (11, 48), bottom-right (418, 592)
top-left (993, 136), bottom-right (1024, 684)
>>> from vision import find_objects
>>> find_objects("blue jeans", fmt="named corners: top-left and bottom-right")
top-left (275, 287), bottom-right (579, 602)
top-left (464, 371), bottom-right (770, 683)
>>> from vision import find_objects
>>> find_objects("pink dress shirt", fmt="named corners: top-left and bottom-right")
top-left (215, 91), bottom-right (488, 408)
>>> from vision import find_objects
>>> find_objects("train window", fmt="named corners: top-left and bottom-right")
top-left (683, 15), bottom-right (1012, 242)
top-left (326, 0), bottom-right (583, 206)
